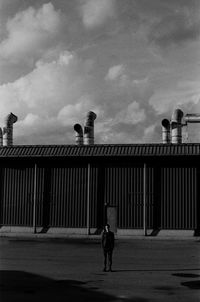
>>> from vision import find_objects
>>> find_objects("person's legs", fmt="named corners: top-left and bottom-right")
top-left (108, 249), bottom-right (113, 271)
top-left (103, 250), bottom-right (107, 271)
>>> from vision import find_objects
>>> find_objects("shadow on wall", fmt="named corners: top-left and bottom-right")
top-left (0, 270), bottom-right (149, 302)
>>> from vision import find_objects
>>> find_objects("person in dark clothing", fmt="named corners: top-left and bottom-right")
top-left (101, 224), bottom-right (115, 272)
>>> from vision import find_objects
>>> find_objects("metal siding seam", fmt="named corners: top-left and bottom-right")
top-left (14, 168), bottom-right (17, 225)
top-left (52, 167), bottom-right (56, 226)
top-left (182, 167), bottom-right (185, 229)
top-left (57, 167), bottom-right (62, 227)
top-left (190, 168), bottom-right (193, 229)
top-left (130, 167), bottom-right (133, 228)
top-left (62, 167), bottom-right (65, 226)
top-left (30, 167), bottom-right (34, 227)
top-left (61, 167), bottom-right (65, 227)
top-left (4, 168), bottom-right (7, 224)
top-left (186, 168), bottom-right (191, 228)
top-left (137, 167), bottom-right (139, 228)
top-left (9, 168), bottom-right (12, 224)
top-left (67, 167), bottom-right (71, 227)
top-left (140, 166), bottom-right (143, 228)
top-left (194, 168), bottom-right (197, 228)
top-left (65, 167), bottom-right (68, 227)
top-left (51, 168), bottom-right (55, 226)
top-left (71, 167), bottom-right (75, 227)
top-left (176, 167), bottom-right (179, 229)
top-left (166, 167), bottom-right (169, 229)
top-left (188, 167), bottom-right (191, 229)
top-left (135, 167), bottom-right (137, 228)
top-left (161, 167), bottom-right (163, 228)
top-left (21, 168), bottom-right (25, 225)
top-left (77, 166), bottom-right (81, 227)
top-left (123, 166), bottom-right (126, 228)
top-left (117, 166), bottom-right (123, 228)
top-left (185, 167), bottom-right (188, 229)
top-left (68, 167), bottom-right (74, 227)
top-left (78, 166), bottom-right (81, 227)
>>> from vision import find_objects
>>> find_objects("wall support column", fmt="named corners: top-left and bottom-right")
top-left (33, 163), bottom-right (37, 234)
top-left (143, 163), bottom-right (147, 236)
top-left (87, 163), bottom-right (90, 235)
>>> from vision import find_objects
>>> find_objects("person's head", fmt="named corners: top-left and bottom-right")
top-left (104, 224), bottom-right (110, 232)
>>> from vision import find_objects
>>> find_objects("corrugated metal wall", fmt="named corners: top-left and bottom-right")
top-left (104, 164), bottom-right (144, 228)
top-left (35, 164), bottom-right (88, 228)
top-left (160, 166), bottom-right (197, 229)
top-left (0, 159), bottom-right (199, 230)
top-left (0, 165), bottom-right (34, 226)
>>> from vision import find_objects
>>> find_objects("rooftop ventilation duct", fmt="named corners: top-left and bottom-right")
top-left (3, 112), bottom-right (18, 146)
top-left (161, 119), bottom-right (170, 144)
top-left (84, 111), bottom-right (97, 145)
top-left (171, 109), bottom-right (183, 144)
top-left (74, 123), bottom-right (83, 145)
top-left (184, 114), bottom-right (200, 123)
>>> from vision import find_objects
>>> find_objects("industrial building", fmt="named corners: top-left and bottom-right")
top-left (0, 110), bottom-right (199, 236)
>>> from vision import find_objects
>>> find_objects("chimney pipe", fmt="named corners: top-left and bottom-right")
top-left (161, 119), bottom-right (170, 144)
top-left (171, 109), bottom-right (183, 144)
top-left (74, 123), bottom-right (83, 145)
top-left (3, 112), bottom-right (18, 146)
top-left (84, 111), bottom-right (97, 145)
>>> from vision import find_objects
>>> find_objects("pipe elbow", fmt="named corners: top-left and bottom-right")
top-left (85, 111), bottom-right (97, 127)
top-left (171, 109), bottom-right (183, 124)
top-left (74, 124), bottom-right (83, 145)
top-left (161, 119), bottom-right (170, 130)
top-left (74, 123), bottom-right (83, 135)
top-left (5, 112), bottom-right (18, 126)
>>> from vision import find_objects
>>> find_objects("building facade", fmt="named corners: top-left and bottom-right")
top-left (0, 144), bottom-right (199, 236)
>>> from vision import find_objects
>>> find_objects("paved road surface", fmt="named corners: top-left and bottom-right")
top-left (0, 237), bottom-right (200, 301)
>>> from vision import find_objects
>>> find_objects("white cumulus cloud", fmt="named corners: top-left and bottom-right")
top-left (0, 2), bottom-right (62, 63)
top-left (80, 0), bottom-right (116, 29)
top-left (115, 101), bottom-right (146, 125)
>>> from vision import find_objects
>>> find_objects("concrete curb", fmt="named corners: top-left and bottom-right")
top-left (0, 232), bottom-right (199, 241)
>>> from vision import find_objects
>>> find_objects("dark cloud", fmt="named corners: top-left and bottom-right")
top-left (148, 3), bottom-right (200, 47)
top-left (149, 16), bottom-right (200, 47)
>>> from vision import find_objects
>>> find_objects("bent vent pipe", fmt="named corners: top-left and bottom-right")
top-left (3, 112), bottom-right (18, 146)
top-left (84, 111), bottom-right (97, 145)
top-left (74, 123), bottom-right (83, 145)
top-left (184, 114), bottom-right (200, 123)
top-left (171, 109), bottom-right (183, 144)
top-left (161, 119), bottom-right (170, 144)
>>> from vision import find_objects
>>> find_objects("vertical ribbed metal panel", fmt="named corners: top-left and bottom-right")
top-left (160, 166), bottom-right (197, 229)
top-left (42, 164), bottom-right (88, 228)
top-left (104, 164), bottom-right (144, 229)
top-left (146, 167), bottom-right (154, 229)
top-left (0, 165), bottom-right (34, 226)
top-left (35, 167), bottom-right (45, 227)
top-left (90, 165), bottom-right (102, 228)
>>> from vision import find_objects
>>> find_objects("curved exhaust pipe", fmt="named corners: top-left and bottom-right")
top-left (171, 109), bottom-right (183, 144)
top-left (184, 114), bottom-right (200, 123)
top-left (74, 123), bottom-right (83, 145)
top-left (3, 112), bottom-right (18, 146)
top-left (161, 119), bottom-right (170, 144)
top-left (84, 111), bottom-right (97, 145)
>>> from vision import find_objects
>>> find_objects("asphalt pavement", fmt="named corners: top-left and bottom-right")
top-left (0, 237), bottom-right (200, 302)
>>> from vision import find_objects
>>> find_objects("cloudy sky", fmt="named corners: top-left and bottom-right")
top-left (0, 0), bottom-right (200, 145)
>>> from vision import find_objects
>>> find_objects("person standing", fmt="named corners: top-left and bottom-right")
top-left (101, 224), bottom-right (115, 272)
